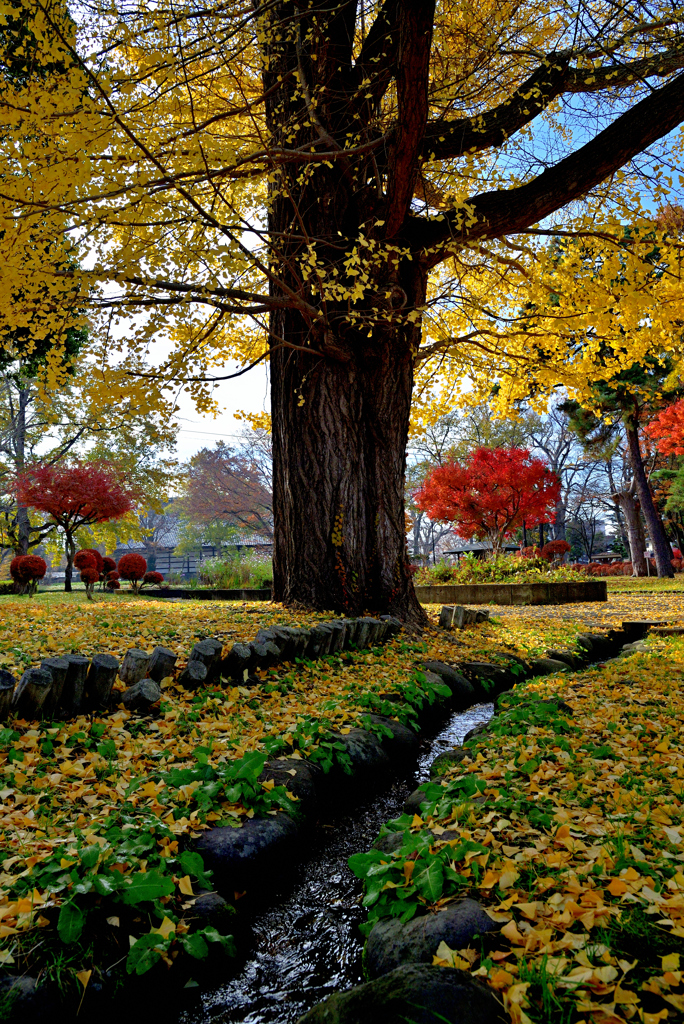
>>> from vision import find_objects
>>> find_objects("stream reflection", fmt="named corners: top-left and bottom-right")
top-left (179, 702), bottom-right (494, 1024)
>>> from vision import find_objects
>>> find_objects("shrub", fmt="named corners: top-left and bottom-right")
top-left (141, 571), bottom-right (164, 589)
top-left (117, 553), bottom-right (147, 592)
top-left (520, 546), bottom-right (542, 559)
top-left (10, 555), bottom-right (47, 596)
top-left (198, 552), bottom-right (273, 590)
top-left (76, 548), bottom-right (104, 574)
top-left (80, 566), bottom-right (100, 600)
top-left (102, 556), bottom-right (117, 574)
top-left (105, 570), bottom-right (120, 591)
top-left (540, 539), bottom-right (571, 561)
top-left (74, 550), bottom-right (98, 572)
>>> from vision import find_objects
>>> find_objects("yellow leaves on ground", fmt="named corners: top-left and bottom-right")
top-left (406, 639), bottom-right (684, 1024)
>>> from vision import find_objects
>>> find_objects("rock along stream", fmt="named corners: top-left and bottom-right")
top-left (179, 702), bottom-right (494, 1024)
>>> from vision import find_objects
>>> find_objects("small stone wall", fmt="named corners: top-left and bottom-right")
top-left (414, 580), bottom-right (607, 605)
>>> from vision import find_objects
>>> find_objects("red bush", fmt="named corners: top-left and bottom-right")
top-left (117, 553), bottom-right (147, 580)
top-left (10, 555), bottom-right (47, 582)
top-left (102, 557), bottom-right (117, 574)
top-left (622, 562), bottom-right (633, 575)
top-left (106, 570), bottom-right (120, 581)
top-left (74, 550), bottom-right (98, 571)
top-left (142, 571), bottom-right (164, 587)
top-left (520, 546), bottom-right (542, 559)
top-left (80, 567), bottom-right (100, 584)
top-left (107, 579), bottom-right (120, 590)
top-left (82, 548), bottom-right (104, 573)
top-left (540, 539), bottom-right (571, 561)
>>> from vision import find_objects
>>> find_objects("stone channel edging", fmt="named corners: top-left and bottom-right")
top-left (293, 619), bottom-right (658, 1024)
top-left (414, 579), bottom-right (607, 605)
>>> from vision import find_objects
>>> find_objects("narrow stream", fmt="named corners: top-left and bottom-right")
top-left (179, 702), bottom-right (494, 1024)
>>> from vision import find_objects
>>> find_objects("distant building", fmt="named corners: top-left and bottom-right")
top-left (113, 517), bottom-right (272, 579)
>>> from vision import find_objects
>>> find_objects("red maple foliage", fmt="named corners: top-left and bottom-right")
top-left (102, 557), bottom-right (117, 574)
top-left (644, 399), bottom-right (684, 456)
top-left (16, 463), bottom-right (137, 592)
top-left (415, 447), bottom-right (561, 557)
top-left (117, 553), bottom-right (147, 592)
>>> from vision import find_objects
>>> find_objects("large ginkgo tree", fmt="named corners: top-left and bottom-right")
top-left (3, 0), bottom-right (684, 621)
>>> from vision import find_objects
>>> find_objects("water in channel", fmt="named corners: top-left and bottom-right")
top-left (179, 702), bottom-right (494, 1024)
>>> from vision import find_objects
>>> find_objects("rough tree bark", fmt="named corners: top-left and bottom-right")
top-left (625, 423), bottom-right (674, 577)
top-left (614, 489), bottom-right (647, 576)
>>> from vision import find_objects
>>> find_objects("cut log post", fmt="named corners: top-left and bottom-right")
top-left (328, 620), bottom-right (348, 653)
top-left (62, 655), bottom-right (91, 716)
top-left (178, 661), bottom-right (208, 689)
top-left (379, 615), bottom-right (403, 636)
top-left (148, 646), bottom-right (178, 683)
top-left (0, 670), bottom-right (16, 720)
top-left (41, 657), bottom-right (69, 717)
top-left (354, 619), bottom-right (372, 648)
top-left (85, 653), bottom-right (120, 710)
top-left (120, 678), bottom-right (161, 712)
top-left (188, 639), bottom-right (223, 678)
top-left (119, 649), bottom-right (151, 686)
top-left (222, 643), bottom-right (252, 682)
top-left (439, 605), bottom-right (455, 629)
top-left (12, 667), bottom-right (53, 719)
top-left (342, 619), bottom-right (359, 647)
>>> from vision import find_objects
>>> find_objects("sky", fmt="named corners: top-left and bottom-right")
top-left (171, 359), bottom-right (270, 461)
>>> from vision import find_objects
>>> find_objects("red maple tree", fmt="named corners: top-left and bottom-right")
top-left (16, 463), bottom-right (138, 592)
top-left (645, 400), bottom-right (684, 456)
top-left (415, 448), bottom-right (561, 557)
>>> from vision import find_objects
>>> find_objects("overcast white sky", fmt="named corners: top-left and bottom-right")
top-left (171, 359), bottom-right (270, 461)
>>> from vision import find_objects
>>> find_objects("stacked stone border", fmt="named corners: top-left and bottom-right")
top-left (0, 613), bottom-right (413, 722)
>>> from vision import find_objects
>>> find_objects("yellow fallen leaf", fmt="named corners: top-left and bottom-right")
top-left (178, 875), bottom-right (194, 896)
top-left (152, 916), bottom-right (176, 940)
top-left (76, 970), bottom-right (92, 990)
top-left (662, 952), bottom-right (681, 971)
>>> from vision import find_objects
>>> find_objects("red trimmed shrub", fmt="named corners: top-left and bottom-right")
top-left (80, 565), bottom-right (100, 600)
top-left (540, 539), bottom-right (571, 561)
top-left (622, 562), bottom-right (633, 575)
top-left (108, 579), bottom-right (120, 590)
top-left (520, 546), bottom-right (542, 559)
top-left (74, 550), bottom-right (98, 572)
top-left (10, 555), bottom-right (47, 596)
top-left (117, 553), bottom-right (147, 592)
top-left (102, 557), bottom-right (117, 574)
top-left (81, 548), bottom-right (104, 573)
top-left (141, 571), bottom-right (164, 588)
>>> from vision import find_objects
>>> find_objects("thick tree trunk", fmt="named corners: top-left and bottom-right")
top-left (551, 500), bottom-right (566, 542)
top-left (270, 305), bottom-right (425, 623)
top-left (64, 534), bottom-right (75, 593)
top-left (625, 424), bottom-right (673, 578)
top-left (615, 491), bottom-right (647, 575)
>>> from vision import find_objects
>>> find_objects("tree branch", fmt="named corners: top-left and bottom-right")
top-left (415, 69), bottom-right (684, 263)
top-left (421, 44), bottom-right (684, 162)
top-left (386, 0), bottom-right (435, 235)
